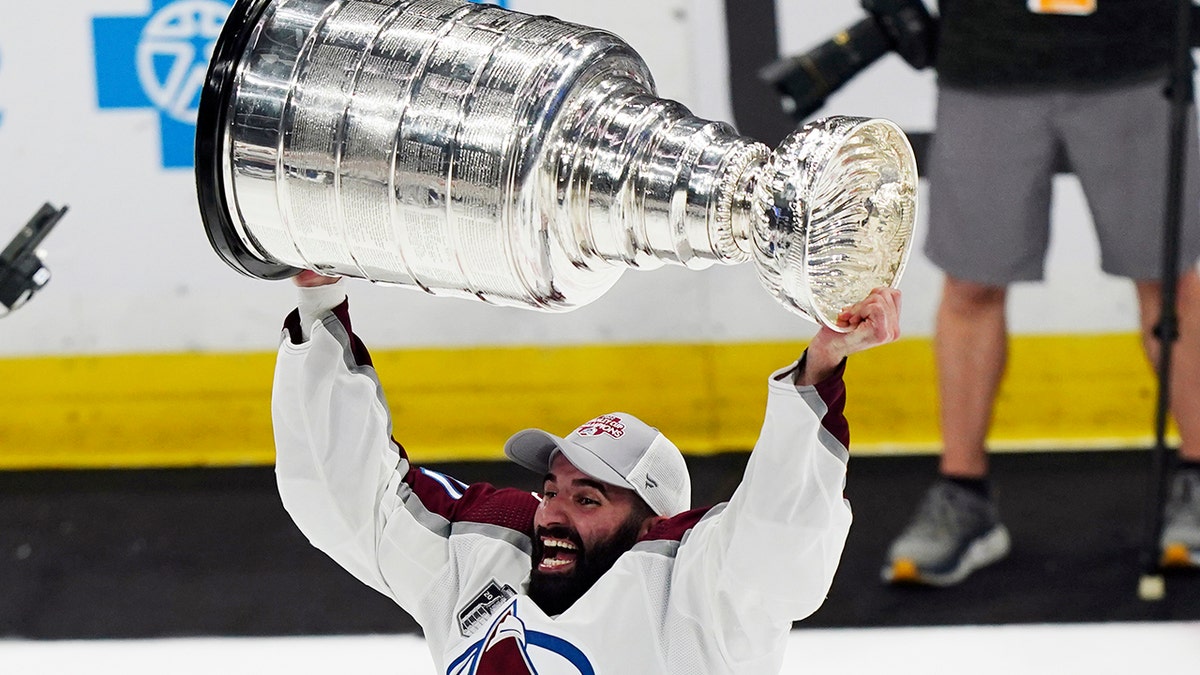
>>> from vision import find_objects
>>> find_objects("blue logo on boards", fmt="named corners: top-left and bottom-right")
top-left (91, 0), bottom-right (506, 168)
top-left (93, 0), bottom-right (230, 169)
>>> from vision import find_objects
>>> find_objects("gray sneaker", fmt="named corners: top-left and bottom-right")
top-left (882, 480), bottom-right (1011, 586)
top-left (1160, 468), bottom-right (1200, 568)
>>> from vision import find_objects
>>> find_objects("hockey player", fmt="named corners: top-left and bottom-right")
top-left (272, 271), bottom-right (900, 674)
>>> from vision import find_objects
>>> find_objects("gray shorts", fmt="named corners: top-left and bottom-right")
top-left (924, 77), bottom-right (1200, 284)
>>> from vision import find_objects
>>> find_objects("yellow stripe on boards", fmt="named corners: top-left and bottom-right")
top-left (0, 333), bottom-right (1175, 470)
top-left (0, 351), bottom-right (280, 470)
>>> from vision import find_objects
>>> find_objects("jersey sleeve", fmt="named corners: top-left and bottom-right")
top-left (666, 355), bottom-right (853, 664)
top-left (271, 294), bottom-right (538, 627)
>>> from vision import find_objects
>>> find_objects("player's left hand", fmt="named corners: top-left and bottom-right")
top-left (797, 287), bottom-right (901, 384)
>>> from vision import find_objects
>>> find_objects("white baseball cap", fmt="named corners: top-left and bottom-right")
top-left (503, 412), bottom-right (692, 517)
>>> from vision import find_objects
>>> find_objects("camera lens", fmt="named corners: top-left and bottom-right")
top-left (760, 17), bottom-right (892, 121)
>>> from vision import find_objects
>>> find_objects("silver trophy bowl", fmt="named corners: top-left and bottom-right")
top-left (196, 0), bottom-right (917, 330)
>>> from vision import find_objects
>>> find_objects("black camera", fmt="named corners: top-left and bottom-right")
top-left (0, 203), bottom-right (68, 316)
top-left (760, 0), bottom-right (937, 122)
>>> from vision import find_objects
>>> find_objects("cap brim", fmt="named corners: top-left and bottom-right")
top-left (503, 429), bottom-right (562, 474)
top-left (503, 428), bottom-right (635, 491)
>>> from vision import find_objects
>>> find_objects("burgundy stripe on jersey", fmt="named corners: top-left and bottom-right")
top-left (283, 308), bottom-right (304, 344)
top-left (812, 359), bottom-right (849, 449)
top-left (640, 506), bottom-right (715, 543)
top-left (283, 299), bottom-right (373, 367)
top-left (404, 469), bottom-right (539, 534)
top-left (329, 300), bottom-right (375, 368)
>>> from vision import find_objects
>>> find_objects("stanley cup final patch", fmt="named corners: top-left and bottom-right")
top-left (1028, 0), bottom-right (1097, 15)
top-left (458, 580), bottom-right (518, 637)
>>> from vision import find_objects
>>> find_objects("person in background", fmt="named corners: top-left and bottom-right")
top-left (883, 0), bottom-right (1200, 586)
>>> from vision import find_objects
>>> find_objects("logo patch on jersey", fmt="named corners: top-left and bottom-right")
top-left (448, 602), bottom-right (596, 675)
top-left (458, 580), bottom-right (517, 637)
top-left (574, 414), bottom-right (625, 439)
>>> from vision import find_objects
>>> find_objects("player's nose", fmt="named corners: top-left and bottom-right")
top-left (535, 494), bottom-right (570, 527)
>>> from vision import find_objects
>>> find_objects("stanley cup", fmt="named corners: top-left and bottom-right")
top-left (195, 0), bottom-right (917, 329)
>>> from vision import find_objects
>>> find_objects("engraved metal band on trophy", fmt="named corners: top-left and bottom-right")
top-left (196, 0), bottom-right (917, 330)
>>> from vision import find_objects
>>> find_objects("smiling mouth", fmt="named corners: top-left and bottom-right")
top-left (537, 536), bottom-right (579, 573)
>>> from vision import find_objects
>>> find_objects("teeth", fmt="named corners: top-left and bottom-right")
top-left (542, 537), bottom-right (577, 551)
top-left (540, 558), bottom-right (572, 569)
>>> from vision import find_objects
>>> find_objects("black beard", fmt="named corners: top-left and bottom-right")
top-left (527, 517), bottom-right (644, 616)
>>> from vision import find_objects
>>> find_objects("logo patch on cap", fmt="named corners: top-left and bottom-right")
top-left (574, 414), bottom-right (625, 439)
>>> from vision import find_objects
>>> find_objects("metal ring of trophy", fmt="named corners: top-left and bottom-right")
top-left (195, 0), bottom-right (918, 331)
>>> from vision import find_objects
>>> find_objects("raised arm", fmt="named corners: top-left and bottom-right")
top-left (272, 273), bottom-right (538, 626)
top-left (272, 273), bottom-right (426, 605)
top-left (668, 288), bottom-right (901, 666)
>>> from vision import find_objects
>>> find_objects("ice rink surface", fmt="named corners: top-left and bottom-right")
top-left (3, 622), bottom-right (1198, 674)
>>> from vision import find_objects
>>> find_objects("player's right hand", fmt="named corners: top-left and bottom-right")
top-left (294, 270), bottom-right (342, 287)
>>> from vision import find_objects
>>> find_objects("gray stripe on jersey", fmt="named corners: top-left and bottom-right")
top-left (631, 538), bottom-right (681, 558)
top-left (798, 388), bottom-right (850, 466)
top-left (393, 482), bottom-right (535, 556)
top-left (397, 480), bottom-right (453, 538)
top-left (452, 521), bottom-right (534, 556)
top-left (320, 313), bottom-right (401, 449)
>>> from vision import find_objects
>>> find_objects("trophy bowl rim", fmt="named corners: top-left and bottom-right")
top-left (803, 116), bottom-right (918, 331)
top-left (755, 115), bottom-right (918, 332)
top-left (194, 0), bottom-right (301, 281)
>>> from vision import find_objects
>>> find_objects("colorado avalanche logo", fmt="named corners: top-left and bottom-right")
top-left (574, 415), bottom-right (625, 439)
top-left (447, 602), bottom-right (595, 675)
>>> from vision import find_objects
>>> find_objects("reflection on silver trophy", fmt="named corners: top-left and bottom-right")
top-left (195, 0), bottom-right (917, 329)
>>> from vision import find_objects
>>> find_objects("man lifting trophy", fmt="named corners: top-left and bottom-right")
top-left (195, 0), bottom-right (916, 330)
top-left (195, 3), bottom-right (915, 672)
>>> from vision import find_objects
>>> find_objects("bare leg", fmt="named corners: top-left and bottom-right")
top-left (1134, 268), bottom-right (1200, 463)
top-left (935, 276), bottom-right (1009, 478)
top-left (884, 275), bottom-right (1012, 585)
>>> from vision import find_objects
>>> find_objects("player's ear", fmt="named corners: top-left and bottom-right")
top-left (638, 515), bottom-right (667, 538)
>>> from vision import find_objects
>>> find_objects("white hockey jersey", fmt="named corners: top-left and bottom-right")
top-left (272, 289), bottom-right (854, 675)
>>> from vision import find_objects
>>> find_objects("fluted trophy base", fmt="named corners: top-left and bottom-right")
top-left (754, 117), bottom-right (916, 329)
top-left (195, 0), bottom-right (917, 330)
